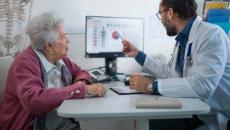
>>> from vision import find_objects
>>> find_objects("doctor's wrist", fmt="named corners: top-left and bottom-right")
top-left (135, 51), bottom-right (147, 66)
top-left (146, 81), bottom-right (161, 95)
top-left (146, 82), bottom-right (153, 94)
top-left (153, 81), bottom-right (161, 95)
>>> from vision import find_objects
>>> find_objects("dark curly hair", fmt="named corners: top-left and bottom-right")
top-left (161, 0), bottom-right (197, 20)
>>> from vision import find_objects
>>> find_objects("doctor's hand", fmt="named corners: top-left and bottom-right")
top-left (122, 40), bottom-right (139, 57)
top-left (129, 74), bottom-right (152, 94)
top-left (86, 83), bottom-right (107, 97)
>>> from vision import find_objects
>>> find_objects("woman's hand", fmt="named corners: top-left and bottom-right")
top-left (86, 83), bottom-right (107, 97)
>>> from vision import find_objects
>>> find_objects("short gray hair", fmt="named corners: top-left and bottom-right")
top-left (27, 12), bottom-right (64, 49)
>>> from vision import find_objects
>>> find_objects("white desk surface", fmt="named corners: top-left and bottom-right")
top-left (57, 81), bottom-right (210, 120)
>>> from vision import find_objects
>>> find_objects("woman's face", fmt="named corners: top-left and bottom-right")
top-left (51, 26), bottom-right (69, 60)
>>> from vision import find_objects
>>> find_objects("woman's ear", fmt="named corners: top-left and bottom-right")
top-left (43, 42), bottom-right (52, 53)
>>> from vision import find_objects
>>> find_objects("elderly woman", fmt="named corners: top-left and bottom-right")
top-left (0, 12), bottom-right (107, 130)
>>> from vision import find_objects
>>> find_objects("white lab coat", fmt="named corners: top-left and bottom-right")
top-left (142, 16), bottom-right (230, 130)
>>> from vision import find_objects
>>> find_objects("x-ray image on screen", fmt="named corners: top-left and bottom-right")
top-left (85, 16), bottom-right (144, 57)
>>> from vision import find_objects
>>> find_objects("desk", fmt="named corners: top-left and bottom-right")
top-left (57, 81), bottom-right (210, 130)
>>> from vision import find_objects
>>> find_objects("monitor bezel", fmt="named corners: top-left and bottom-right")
top-left (85, 15), bottom-right (144, 58)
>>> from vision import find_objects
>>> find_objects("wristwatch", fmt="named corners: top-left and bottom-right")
top-left (146, 82), bottom-right (153, 93)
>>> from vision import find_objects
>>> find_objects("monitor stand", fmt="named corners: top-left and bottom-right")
top-left (105, 57), bottom-right (117, 76)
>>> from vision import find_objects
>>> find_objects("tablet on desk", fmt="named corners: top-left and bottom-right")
top-left (136, 97), bottom-right (182, 109)
top-left (109, 87), bottom-right (144, 95)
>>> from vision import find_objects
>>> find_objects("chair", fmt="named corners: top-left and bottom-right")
top-left (0, 56), bottom-right (13, 103)
top-left (203, 8), bottom-right (230, 130)
top-left (206, 9), bottom-right (230, 34)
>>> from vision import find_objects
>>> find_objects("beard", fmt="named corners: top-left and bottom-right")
top-left (166, 26), bottom-right (177, 36)
top-left (162, 20), bottom-right (177, 36)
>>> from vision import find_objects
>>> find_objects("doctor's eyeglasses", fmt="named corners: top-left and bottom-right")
top-left (156, 8), bottom-right (169, 20)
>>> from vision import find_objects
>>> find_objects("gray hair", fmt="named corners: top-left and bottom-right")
top-left (27, 12), bottom-right (64, 49)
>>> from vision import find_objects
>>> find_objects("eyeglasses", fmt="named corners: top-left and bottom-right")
top-left (156, 9), bottom-right (169, 20)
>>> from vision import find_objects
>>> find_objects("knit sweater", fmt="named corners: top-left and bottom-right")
top-left (0, 47), bottom-right (91, 130)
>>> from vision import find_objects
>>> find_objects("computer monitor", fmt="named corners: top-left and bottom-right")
top-left (85, 16), bottom-right (144, 75)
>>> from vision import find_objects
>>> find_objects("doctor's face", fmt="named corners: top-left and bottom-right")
top-left (158, 1), bottom-right (177, 36)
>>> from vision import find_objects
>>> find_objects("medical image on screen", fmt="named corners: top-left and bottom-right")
top-left (86, 16), bottom-right (144, 54)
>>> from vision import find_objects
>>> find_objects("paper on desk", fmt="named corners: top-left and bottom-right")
top-left (109, 87), bottom-right (143, 95)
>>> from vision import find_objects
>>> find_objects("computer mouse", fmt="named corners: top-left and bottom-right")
top-left (123, 79), bottom-right (130, 86)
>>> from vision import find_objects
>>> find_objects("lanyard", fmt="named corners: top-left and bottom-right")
top-left (185, 43), bottom-right (193, 65)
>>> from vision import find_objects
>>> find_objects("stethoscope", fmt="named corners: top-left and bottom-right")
top-left (170, 42), bottom-right (193, 67)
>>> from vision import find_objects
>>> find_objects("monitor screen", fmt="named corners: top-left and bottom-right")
top-left (85, 16), bottom-right (144, 58)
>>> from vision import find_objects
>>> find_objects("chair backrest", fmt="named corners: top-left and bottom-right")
top-left (0, 56), bottom-right (13, 103)
top-left (206, 9), bottom-right (230, 34)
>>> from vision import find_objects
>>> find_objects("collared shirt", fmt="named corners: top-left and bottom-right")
top-left (175, 17), bottom-right (196, 77)
top-left (34, 49), bottom-right (65, 88)
top-left (33, 49), bottom-right (76, 130)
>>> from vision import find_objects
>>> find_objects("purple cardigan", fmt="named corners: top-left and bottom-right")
top-left (0, 47), bottom-right (91, 130)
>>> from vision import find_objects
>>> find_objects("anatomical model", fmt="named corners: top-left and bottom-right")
top-left (0, 0), bottom-right (32, 57)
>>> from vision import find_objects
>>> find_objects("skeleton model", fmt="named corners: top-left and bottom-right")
top-left (0, 0), bottom-right (31, 57)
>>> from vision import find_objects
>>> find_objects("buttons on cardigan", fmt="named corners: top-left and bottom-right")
top-left (70, 89), bottom-right (81, 96)
top-left (70, 91), bottom-right (75, 96)
top-left (75, 90), bottom-right (80, 94)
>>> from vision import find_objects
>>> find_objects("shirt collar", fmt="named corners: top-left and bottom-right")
top-left (175, 16), bottom-right (196, 42)
top-left (33, 49), bottom-right (65, 73)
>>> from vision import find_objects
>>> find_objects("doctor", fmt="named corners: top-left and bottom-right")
top-left (122, 0), bottom-right (230, 130)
